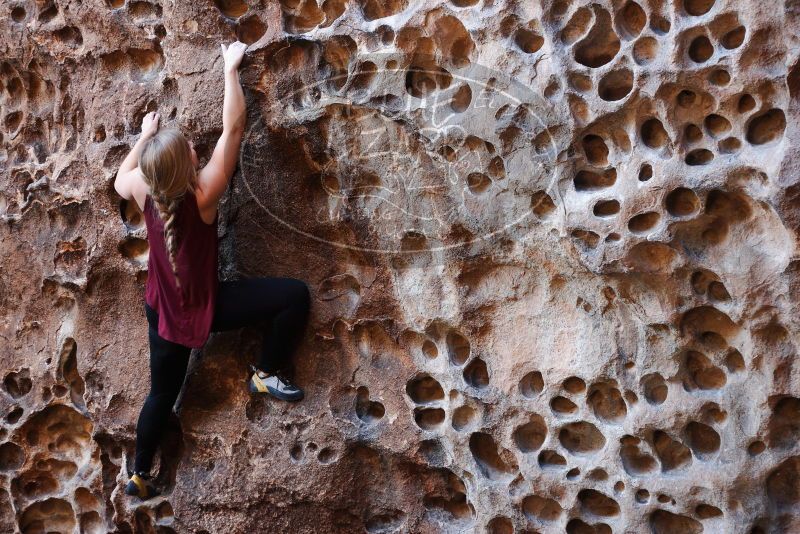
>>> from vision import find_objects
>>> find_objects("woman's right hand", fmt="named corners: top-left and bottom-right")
top-left (141, 111), bottom-right (160, 139)
top-left (221, 41), bottom-right (247, 74)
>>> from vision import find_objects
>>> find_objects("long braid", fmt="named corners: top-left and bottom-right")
top-left (152, 193), bottom-right (183, 289)
top-left (138, 128), bottom-right (198, 292)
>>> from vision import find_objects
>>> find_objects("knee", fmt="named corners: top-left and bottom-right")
top-left (144, 388), bottom-right (181, 411)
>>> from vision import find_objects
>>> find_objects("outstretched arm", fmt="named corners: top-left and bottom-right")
top-left (114, 112), bottom-right (160, 202)
top-left (195, 41), bottom-right (248, 221)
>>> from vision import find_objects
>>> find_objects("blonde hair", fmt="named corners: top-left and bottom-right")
top-left (138, 128), bottom-right (197, 288)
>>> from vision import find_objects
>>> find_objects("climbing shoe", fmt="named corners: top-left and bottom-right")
top-left (248, 365), bottom-right (304, 401)
top-left (125, 472), bottom-right (159, 500)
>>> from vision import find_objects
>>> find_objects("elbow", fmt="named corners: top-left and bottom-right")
top-left (231, 115), bottom-right (246, 136)
top-left (113, 172), bottom-right (129, 200)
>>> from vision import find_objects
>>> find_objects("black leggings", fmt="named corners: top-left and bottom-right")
top-left (134, 277), bottom-right (310, 474)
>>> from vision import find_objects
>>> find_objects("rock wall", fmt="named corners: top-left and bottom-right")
top-left (1, 0), bottom-right (800, 532)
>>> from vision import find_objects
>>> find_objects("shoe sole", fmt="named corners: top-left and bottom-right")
top-left (124, 480), bottom-right (158, 500)
top-left (248, 377), bottom-right (304, 402)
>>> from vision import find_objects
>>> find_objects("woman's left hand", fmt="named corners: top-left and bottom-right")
top-left (141, 111), bottom-right (160, 139)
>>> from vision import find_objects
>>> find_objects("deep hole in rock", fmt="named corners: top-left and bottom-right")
top-left (519, 371), bottom-right (544, 397)
top-left (718, 137), bottom-right (741, 153)
top-left (355, 386), bottom-right (385, 423)
top-left (685, 421), bottom-right (721, 459)
top-left (4, 111), bottom-right (22, 132)
top-left (574, 168), bottom-right (617, 191)
top-left (566, 518), bottom-right (612, 534)
top-left (598, 69), bottom-right (633, 101)
top-left (766, 456), bottom-right (800, 511)
top-left (451, 405), bottom-right (477, 431)
top-left (653, 430), bottom-right (692, 471)
top-left (11, 6), bottom-right (26, 22)
top-left (620, 436), bottom-right (657, 475)
top-left (685, 148), bottom-right (713, 165)
top-left (578, 489), bottom-right (621, 517)
top-left (624, 242), bottom-right (678, 272)
top-left (522, 494), bottom-right (563, 522)
top-left (746, 108), bottom-right (786, 145)
top-left (704, 114), bottom-right (731, 138)
top-left (638, 163), bottom-right (653, 181)
top-left (628, 211), bottom-right (660, 233)
top-left (237, 15), bottom-right (266, 45)
top-left (633, 36), bottom-right (658, 64)
top-left (0, 442), bottom-right (25, 470)
top-left (665, 187), bottom-right (700, 217)
top-left (551, 395), bottom-right (578, 415)
top-left (574, 7), bottom-right (621, 68)
top-left (446, 331), bottom-right (470, 365)
top-left (767, 396), bottom-right (800, 449)
top-left (559, 421), bottom-right (606, 455)
top-left (695, 503), bottom-right (723, 519)
top-left (748, 440), bottom-right (766, 456)
top-left (593, 199), bottom-right (620, 217)
top-left (3, 369), bottom-right (32, 399)
top-left (709, 68), bottom-right (730, 86)
top-left (6, 407), bottom-right (23, 424)
top-left (683, 350), bottom-right (727, 391)
top-left (561, 6), bottom-right (592, 45)
top-left (450, 84), bottom-right (472, 113)
top-left (618, 1), bottom-right (646, 38)
top-left (538, 449), bottom-right (567, 468)
top-left (563, 376), bottom-right (586, 393)
top-left (722, 26), bottom-right (746, 49)
top-left (466, 172), bottom-right (491, 194)
top-left (649, 509), bottom-right (703, 534)
top-left (514, 27), bottom-right (544, 54)
top-left (641, 118), bottom-right (669, 149)
top-left (19, 497), bottom-right (76, 534)
top-left (531, 190), bottom-right (556, 218)
top-left (414, 407), bottom-right (445, 430)
top-left (572, 229), bottom-right (600, 249)
top-left (684, 0), bottom-right (715, 16)
top-left (486, 516), bottom-right (513, 534)
top-left (738, 94), bottom-right (756, 113)
top-left (118, 236), bottom-right (149, 262)
top-left (469, 432), bottom-right (514, 479)
top-left (214, 0), bottom-right (248, 19)
top-left (406, 374), bottom-right (445, 404)
top-left (725, 349), bottom-right (745, 372)
top-left (463, 358), bottom-right (489, 389)
top-left (677, 89), bottom-right (697, 107)
top-left (58, 338), bottom-right (86, 409)
top-left (53, 26), bottom-right (83, 47)
top-left (582, 135), bottom-right (609, 166)
top-left (512, 414), bottom-right (547, 453)
top-left (357, 0), bottom-right (407, 21)
top-left (587, 382), bottom-right (627, 423)
top-left (688, 35), bottom-right (713, 62)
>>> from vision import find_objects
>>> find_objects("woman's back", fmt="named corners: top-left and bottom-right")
top-left (143, 192), bottom-right (218, 348)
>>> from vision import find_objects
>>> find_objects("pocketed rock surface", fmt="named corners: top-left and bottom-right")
top-left (1, 0), bottom-right (800, 532)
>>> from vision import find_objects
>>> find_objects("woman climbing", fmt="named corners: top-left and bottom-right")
top-left (113, 41), bottom-right (311, 500)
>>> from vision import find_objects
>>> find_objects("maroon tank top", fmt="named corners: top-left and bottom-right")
top-left (144, 192), bottom-right (218, 348)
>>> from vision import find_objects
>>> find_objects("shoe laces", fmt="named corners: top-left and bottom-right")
top-left (274, 369), bottom-right (297, 387)
top-left (253, 366), bottom-right (296, 387)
